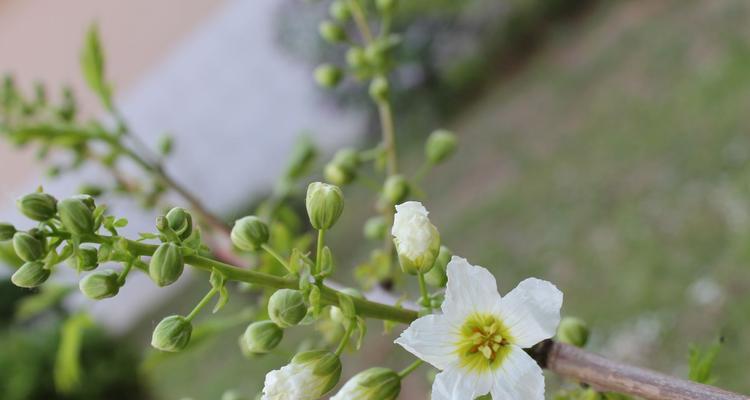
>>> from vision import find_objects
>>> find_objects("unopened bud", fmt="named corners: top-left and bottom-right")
top-left (149, 243), bottom-right (184, 287)
top-left (363, 216), bottom-right (387, 241)
top-left (231, 216), bottom-right (269, 251)
top-left (425, 129), bottom-right (458, 164)
top-left (17, 192), bottom-right (57, 221)
top-left (13, 232), bottom-right (45, 262)
top-left (262, 351), bottom-right (341, 399)
top-left (0, 222), bottom-right (16, 241)
top-left (314, 64), bottom-right (343, 88)
top-left (331, 367), bottom-right (401, 400)
top-left (319, 21), bottom-right (347, 44)
top-left (79, 270), bottom-right (120, 299)
top-left (268, 289), bottom-right (307, 328)
top-left (151, 315), bottom-right (193, 352)
top-left (324, 149), bottom-right (360, 185)
top-left (346, 47), bottom-right (368, 70)
top-left (166, 207), bottom-right (193, 240)
top-left (557, 317), bottom-right (590, 348)
top-left (391, 202), bottom-right (440, 275)
top-left (242, 320), bottom-right (284, 354)
top-left (77, 245), bottom-right (99, 271)
top-left (382, 175), bottom-right (409, 205)
top-left (71, 194), bottom-right (96, 211)
top-left (58, 198), bottom-right (95, 235)
top-left (306, 182), bottom-right (344, 230)
top-left (369, 76), bottom-right (389, 103)
top-left (329, 0), bottom-right (350, 22)
top-left (424, 246), bottom-right (452, 287)
top-left (11, 261), bottom-right (50, 288)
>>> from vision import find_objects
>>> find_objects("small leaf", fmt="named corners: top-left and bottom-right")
top-left (688, 339), bottom-right (722, 384)
top-left (309, 285), bottom-right (321, 317)
top-left (80, 23), bottom-right (112, 110)
top-left (210, 269), bottom-right (229, 313)
top-left (337, 292), bottom-right (356, 320)
top-left (355, 316), bottom-right (367, 350)
top-left (113, 218), bottom-right (128, 228)
top-left (319, 246), bottom-right (334, 278)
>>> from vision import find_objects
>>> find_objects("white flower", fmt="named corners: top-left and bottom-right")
top-left (330, 367), bottom-right (401, 400)
top-left (261, 350), bottom-right (341, 400)
top-left (391, 201), bottom-right (440, 274)
top-left (395, 256), bottom-right (563, 400)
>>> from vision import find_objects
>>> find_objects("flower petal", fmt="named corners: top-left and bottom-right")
top-left (432, 364), bottom-right (494, 400)
top-left (498, 278), bottom-right (563, 348)
top-left (442, 256), bottom-right (502, 322)
top-left (394, 314), bottom-right (457, 370)
top-left (491, 346), bottom-right (545, 400)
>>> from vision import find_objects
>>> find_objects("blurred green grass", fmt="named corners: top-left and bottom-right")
top-left (143, 0), bottom-right (750, 397)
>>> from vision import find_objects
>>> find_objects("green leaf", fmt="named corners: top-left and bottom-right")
top-left (210, 269), bottom-right (229, 313)
top-left (688, 339), bottom-right (722, 384)
top-left (337, 292), bottom-right (356, 320)
top-left (113, 217), bottom-right (128, 227)
top-left (355, 316), bottom-right (367, 350)
top-left (54, 313), bottom-right (93, 394)
top-left (80, 23), bottom-right (113, 110)
top-left (309, 285), bottom-right (321, 317)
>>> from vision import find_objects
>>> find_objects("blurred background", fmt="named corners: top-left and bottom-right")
top-left (2, 0), bottom-right (750, 398)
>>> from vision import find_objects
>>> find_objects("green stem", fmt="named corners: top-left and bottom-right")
top-left (116, 260), bottom-right (134, 286)
top-left (414, 162), bottom-right (432, 183)
top-left (378, 101), bottom-right (398, 176)
top-left (397, 359), bottom-right (423, 379)
top-left (315, 229), bottom-right (325, 277)
top-left (335, 319), bottom-right (357, 356)
top-left (185, 287), bottom-right (217, 322)
top-left (261, 244), bottom-right (290, 271)
top-left (347, 0), bottom-right (373, 43)
top-left (417, 272), bottom-right (430, 311)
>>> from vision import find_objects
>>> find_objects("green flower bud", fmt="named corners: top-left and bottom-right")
top-left (231, 216), bottom-right (269, 251)
top-left (263, 351), bottom-right (341, 398)
top-left (382, 174), bottom-right (410, 205)
top-left (149, 243), bottom-right (184, 287)
top-left (330, 367), bottom-right (401, 400)
top-left (346, 47), bottom-right (368, 70)
top-left (324, 149), bottom-right (360, 185)
top-left (71, 194), bottom-right (96, 211)
top-left (557, 317), bottom-right (590, 348)
top-left (79, 270), bottom-right (120, 299)
top-left (16, 192), bottom-right (57, 221)
top-left (285, 135), bottom-right (317, 180)
top-left (268, 289), bottom-right (307, 328)
top-left (306, 182), bottom-right (344, 230)
top-left (369, 76), bottom-right (389, 103)
top-left (76, 245), bottom-right (99, 271)
top-left (425, 129), bottom-right (458, 164)
top-left (242, 320), bottom-right (284, 354)
top-left (58, 198), bottom-right (95, 235)
top-left (314, 64), bottom-right (343, 88)
top-left (0, 222), bottom-right (16, 241)
top-left (151, 315), bottom-right (193, 352)
top-left (329, 0), bottom-right (350, 22)
top-left (319, 21), bottom-right (347, 43)
top-left (375, 0), bottom-right (398, 14)
top-left (166, 207), bottom-right (193, 240)
top-left (12, 232), bottom-right (45, 262)
top-left (11, 261), bottom-right (50, 288)
top-left (424, 246), bottom-right (452, 287)
top-left (330, 288), bottom-right (364, 324)
top-left (363, 216), bottom-right (387, 241)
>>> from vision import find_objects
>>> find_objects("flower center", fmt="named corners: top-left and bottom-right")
top-left (455, 313), bottom-right (513, 372)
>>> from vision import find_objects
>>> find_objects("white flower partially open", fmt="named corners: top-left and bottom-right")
top-left (391, 201), bottom-right (440, 274)
top-left (261, 350), bottom-right (341, 400)
top-left (395, 256), bottom-right (563, 400)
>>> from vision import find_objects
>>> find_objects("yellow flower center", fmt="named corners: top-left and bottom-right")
top-left (455, 313), bottom-right (513, 372)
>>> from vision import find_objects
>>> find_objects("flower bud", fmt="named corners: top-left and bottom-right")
top-left (324, 149), bottom-right (360, 186)
top-left (329, 0), bottom-right (350, 22)
top-left (13, 232), bottom-right (45, 262)
top-left (231, 216), bottom-right (269, 251)
top-left (79, 270), bottom-right (120, 299)
top-left (557, 317), bottom-right (590, 348)
top-left (330, 288), bottom-right (364, 324)
top-left (242, 320), bottom-right (284, 354)
top-left (76, 245), bottom-right (99, 271)
top-left (71, 194), bottom-right (96, 211)
top-left (16, 192), bottom-right (57, 221)
top-left (369, 76), bottom-right (389, 103)
top-left (391, 202), bottom-right (440, 275)
top-left (382, 174), bottom-right (410, 205)
top-left (375, 0), bottom-right (398, 14)
top-left (346, 47), bottom-right (368, 70)
top-left (363, 216), bottom-right (387, 241)
top-left (425, 129), bottom-right (458, 164)
top-left (0, 222), bottom-right (16, 241)
top-left (58, 197), bottom-right (95, 235)
top-left (166, 207), bottom-right (193, 240)
top-left (149, 243), bottom-right (184, 287)
top-left (331, 367), bottom-right (401, 400)
top-left (319, 21), bottom-right (347, 44)
top-left (314, 64), bottom-right (343, 88)
top-left (268, 289), bottom-right (307, 328)
top-left (11, 261), bottom-right (50, 288)
top-left (285, 135), bottom-right (317, 180)
top-left (151, 315), bottom-right (193, 352)
top-left (262, 350), bottom-right (341, 399)
top-left (306, 182), bottom-right (344, 230)
top-left (424, 246), bottom-right (452, 287)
